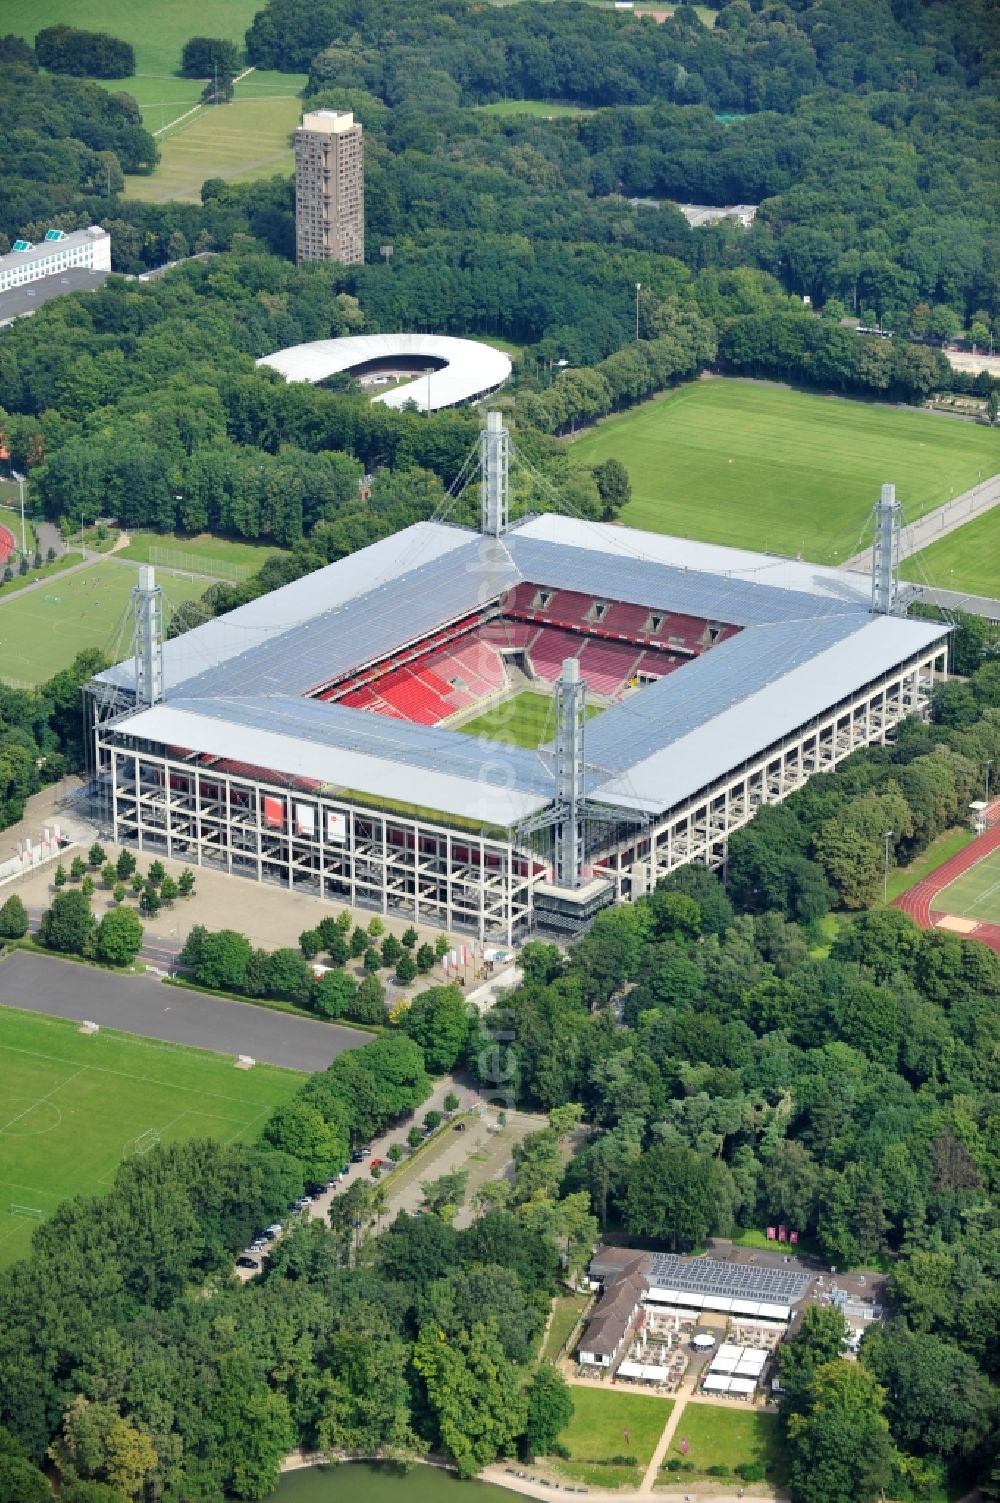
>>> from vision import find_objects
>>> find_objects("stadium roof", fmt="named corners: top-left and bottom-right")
top-left (100, 515), bottom-right (948, 824)
top-left (257, 333), bottom-right (512, 411)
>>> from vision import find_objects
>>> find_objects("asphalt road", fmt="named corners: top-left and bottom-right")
top-left (0, 948), bottom-right (371, 1071)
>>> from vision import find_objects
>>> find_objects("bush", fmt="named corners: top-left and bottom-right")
top-left (0, 893), bottom-right (29, 938)
top-left (736, 1461), bottom-right (767, 1483)
top-left (707, 1464), bottom-right (731, 1476)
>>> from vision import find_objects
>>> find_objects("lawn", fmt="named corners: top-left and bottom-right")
top-left (2, 0), bottom-right (265, 75)
top-left (124, 75), bottom-right (306, 203)
top-left (934, 846), bottom-right (1000, 925)
top-left (887, 826), bottom-right (977, 904)
top-left (570, 379), bottom-right (1000, 565)
top-left (550, 1386), bottom-right (671, 1491)
top-left (457, 690), bottom-right (603, 749)
top-left (0, 1005), bottom-right (300, 1268)
top-left (902, 504), bottom-right (1000, 599)
top-left (542, 1292), bottom-right (592, 1361)
top-left (0, 558), bottom-right (208, 687)
top-left (665, 1404), bottom-right (786, 1485)
top-left (118, 530), bottom-right (283, 579)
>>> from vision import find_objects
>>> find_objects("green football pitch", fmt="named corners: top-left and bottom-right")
top-left (902, 505), bottom-right (1000, 599)
top-left (0, 1006), bottom-right (301, 1268)
top-left (2, 0), bottom-right (264, 76)
top-left (0, 558), bottom-right (208, 688)
top-left (456, 689), bottom-right (602, 748)
top-left (934, 847), bottom-right (1000, 926)
top-left (570, 379), bottom-right (1000, 566)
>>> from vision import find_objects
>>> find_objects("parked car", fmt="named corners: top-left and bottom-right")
top-left (453, 1122), bottom-right (467, 1132)
top-left (265, 1223), bottom-right (283, 1238)
top-left (236, 1256), bottom-right (259, 1270)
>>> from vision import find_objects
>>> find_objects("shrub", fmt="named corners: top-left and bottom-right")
top-left (736, 1461), bottom-right (767, 1483)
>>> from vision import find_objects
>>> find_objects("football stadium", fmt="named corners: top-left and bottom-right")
top-left (89, 417), bottom-right (949, 940)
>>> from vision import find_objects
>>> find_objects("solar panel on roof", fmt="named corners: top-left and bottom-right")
top-left (646, 1254), bottom-right (810, 1305)
top-left (44, 229), bottom-right (65, 241)
top-left (12, 240), bottom-right (31, 252)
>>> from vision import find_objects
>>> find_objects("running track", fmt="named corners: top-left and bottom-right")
top-left (0, 526), bottom-right (14, 564)
top-left (893, 802), bottom-right (1000, 954)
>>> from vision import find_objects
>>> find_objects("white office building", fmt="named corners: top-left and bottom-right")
top-left (0, 227), bottom-right (111, 293)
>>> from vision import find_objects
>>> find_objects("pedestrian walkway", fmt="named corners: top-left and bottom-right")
top-left (639, 1379), bottom-right (690, 1493)
top-left (845, 471), bottom-right (1000, 572)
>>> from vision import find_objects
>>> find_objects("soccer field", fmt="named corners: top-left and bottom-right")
top-left (0, 1006), bottom-right (300, 1268)
top-left (934, 847), bottom-right (1000, 925)
top-left (0, 559), bottom-right (208, 687)
top-left (2, 0), bottom-right (263, 75)
top-left (570, 380), bottom-right (1000, 565)
top-left (457, 690), bottom-right (602, 748)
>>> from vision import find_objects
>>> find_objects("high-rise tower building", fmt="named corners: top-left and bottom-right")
top-left (294, 109), bottom-right (364, 266)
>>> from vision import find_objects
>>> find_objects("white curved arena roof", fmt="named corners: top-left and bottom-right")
top-left (257, 333), bottom-right (512, 411)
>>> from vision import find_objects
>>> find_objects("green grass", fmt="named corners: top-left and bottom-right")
top-left (124, 74), bottom-right (307, 203)
top-left (569, 379), bottom-right (1000, 564)
top-left (902, 504), bottom-right (1000, 598)
top-left (2, 0), bottom-right (264, 76)
top-left (933, 845), bottom-right (1000, 925)
top-left (542, 1292), bottom-right (591, 1361)
top-left (886, 826), bottom-right (977, 904)
top-left (550, 1387), bottom-right (671, 1490)
top-left (118, 530), bottom-right (283, 574)
top-left (0, 558), bottom-right (208, 687)
top-left (457, 690), bottom-right (603, 749)
top-left (0, 1005), bottom-right (301, 1268)
top-left (666, 1404), bottom-right (786, 1484)
top-left (476, 99), bottom-right (593, 119)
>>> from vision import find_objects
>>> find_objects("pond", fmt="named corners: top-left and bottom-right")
top-left (270, 1461), bottom-right (517, 1503)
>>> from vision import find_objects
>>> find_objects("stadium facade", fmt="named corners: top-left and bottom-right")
top-left (90, 430), bottom-right (948, 940)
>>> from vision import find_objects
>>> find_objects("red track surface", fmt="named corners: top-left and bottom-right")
top-left (893, 803), bottom-right (1000, 954)
top-left (0, 526), bottom-right (14, 564)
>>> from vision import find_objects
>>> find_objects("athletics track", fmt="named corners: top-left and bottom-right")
top-left (892, 799), bottom-right (1000, 954)
top-left (0, 526), bottom-right (14, 564)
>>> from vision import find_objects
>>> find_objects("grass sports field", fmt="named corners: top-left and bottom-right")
top-left (476, 100), bottom-right (592, 119)
top-left (118, 530), bottom-right (284, 575)
top-left (0, 558), bottom-right (207, 687)
top-left (0, 1006), bottom-right (300, 1268)
top-left (934, 847), bottom-right (1000, 925)
top-left (457, 690), bottom-right (602, 748)
top-left (902, 505), bottom-right (1000, 598)
top-left (666, 1405), bottom-right (785, 1482)
top-left (2, 0), bottom-right (264, 76)
top-left (570, 379), bottom-right (1000, 565)
top-left (124, 73), bottom-right (306, 203)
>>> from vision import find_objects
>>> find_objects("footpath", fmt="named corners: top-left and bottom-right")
top-left (844, 471), bottom-right (1000, 572)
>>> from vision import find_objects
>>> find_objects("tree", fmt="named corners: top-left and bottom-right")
top-left (299, 928), bottom-right (321, 959)
top-left (180, 36), bottom-right (240, 79)
top-left (413, 1319), bottom-right (528, 1477)
top-left (591, 457), bottom-right (631, 518)
top-left (70, 855), bottom-right (87, 881)
top-left (39, 888), bottom-right (94, 955)
top-left (367, 916), bottom-right (385, 937)
top-left (49, 1395), bottom-right (157, 1499)
top-left (147, 860), bottom-right (165, 887)
top-left (421, 1169), bottom-right (468, 1221)
top-left (53, 862), bottom-right (67, 888)
top-left (402, 984), bottom-right (469, 1071)
top-left (778, 1305), bottom-right (849, 1417)
top-left (101, 862), bottom-right (117, 888)
top-left (350, 973), bottom-right (386, 1024)
top-left (264, 947), bottom-right (312, 1004)
top-left (177, 868), bottom-right (196, 897)
top-left (314, 968), bottom-right (358, 1019)
top-left (381, 933), bottom-right (403, 966)
top-left (350, 924), bottom-right (368, 957)
top-left (523, 1366), bottom-right (573, 1459)
top-left (0, 893), bottom-right (28, 938)
top-left (112, 882), bottom-right (125, 904)
top-left (623, 1144), bottom-right (728, 1249)
top-left (860, 1330), bottom-right (994, 1462)
top-left (261, 1098), bottom-right (348, 1183)
top-left (988, 390), bottom-right (999, 426)
top-left (116, 850), bottom-right (136, 880)
top-left (139, 885), bottom-right (160, 917)
top-left (159, 875), bottom-right (178, 904)
top-left (34, 25), bottom-right (135, 77)
top-left (363, 945), bottom-right (381, 974)
top-left (88, 842), bottom-right (105, 868)
top-left (415, 942), bottom-right (435, 973)
top-left (407, 1126), bottom-right (423, 1148)
top-left (96, 907), bottom-right (143, 967)
top-left (786, 1361), bottom-right (894, 1503)
top-left (401, 925), bottom-right (418, 949)
top-left (443, 1090), bottom-right (460, 1112)
top-left (395, 952), bottom-right (417, 985)
top-left (195, 928), bottom-right (252, 992)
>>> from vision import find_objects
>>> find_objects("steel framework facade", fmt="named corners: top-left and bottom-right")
top-left (96, 639), bottom-right (944, 937)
